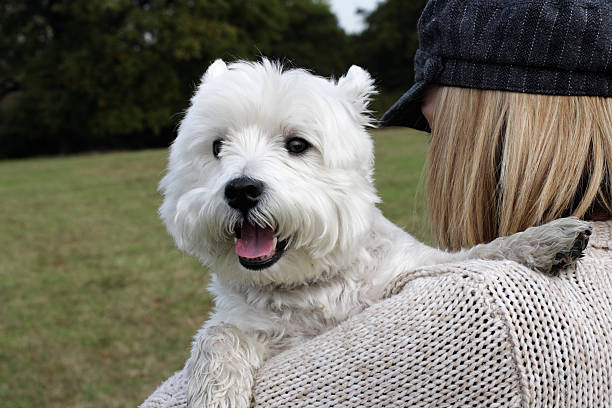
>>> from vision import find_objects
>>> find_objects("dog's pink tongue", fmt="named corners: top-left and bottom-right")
top-left (235, 222), bottom-right (275, 258)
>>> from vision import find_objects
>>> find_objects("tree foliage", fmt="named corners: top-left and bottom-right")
top-left (0, 0), bottom-right (422, 158)
top-left (0, 0), bottom-right (351, 157)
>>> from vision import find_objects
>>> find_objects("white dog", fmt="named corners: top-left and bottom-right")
top-left (159, 59), bottom-right (590, 408)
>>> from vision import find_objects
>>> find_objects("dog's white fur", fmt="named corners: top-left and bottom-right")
top-left (159, 59), bottom-right (589, 408)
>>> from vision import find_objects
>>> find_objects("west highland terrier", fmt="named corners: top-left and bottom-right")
top-left (159, 59), bottom-right (590, 408)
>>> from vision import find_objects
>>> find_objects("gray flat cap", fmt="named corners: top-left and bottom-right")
top-left (381, 0), bottom-right (612, 131)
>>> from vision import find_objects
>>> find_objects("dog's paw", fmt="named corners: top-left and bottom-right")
top-left (550, 226), bottom-right (591, 274)
top-left (518, 217), bottom-right (591, 275)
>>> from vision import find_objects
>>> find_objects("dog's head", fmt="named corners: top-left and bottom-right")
top-left (159, 59), bottom-right (380, 285)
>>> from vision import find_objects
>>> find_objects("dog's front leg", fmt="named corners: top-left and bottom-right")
top-left (460, 217), bottom-right (592, 274)
top-left (186, 322), bottom-right (266, 408)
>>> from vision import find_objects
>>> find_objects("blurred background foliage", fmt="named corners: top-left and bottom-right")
top-left (0, 0), bottom-right (427, 158)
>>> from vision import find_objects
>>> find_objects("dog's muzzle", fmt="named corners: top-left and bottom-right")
top-left (225, 177), bottom-right (289, 270)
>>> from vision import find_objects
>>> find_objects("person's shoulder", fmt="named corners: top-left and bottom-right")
top-left (381, 257), bottom-right (593, 333)
top-left (383, 253), bottom-right (611, 349)
top-left (375, 248), bottom-right (612, 406)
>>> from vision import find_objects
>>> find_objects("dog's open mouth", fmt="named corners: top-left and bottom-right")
top-left (234, 221), bottom-right (288, 270)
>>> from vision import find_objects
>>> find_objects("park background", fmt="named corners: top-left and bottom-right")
top-left (0, 1), bottom-right (431, 406)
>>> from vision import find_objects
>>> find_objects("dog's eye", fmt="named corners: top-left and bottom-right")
top-left (212, 139), bottom-right (223, 158)
top-left (285, 137), bottom-right (310, 155)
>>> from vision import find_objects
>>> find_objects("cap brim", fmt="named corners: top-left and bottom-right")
top-left (379, 81), bottom-right (431, 132)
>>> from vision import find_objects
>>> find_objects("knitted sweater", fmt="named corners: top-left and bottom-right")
top-left (141, 221), bottom-right (612, 407)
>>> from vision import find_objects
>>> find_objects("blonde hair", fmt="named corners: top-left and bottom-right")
top-left (427, 87), bottom-right (612, 250)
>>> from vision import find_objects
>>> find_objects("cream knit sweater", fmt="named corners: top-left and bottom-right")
top-left (141, 221), bottom-right (612, 407)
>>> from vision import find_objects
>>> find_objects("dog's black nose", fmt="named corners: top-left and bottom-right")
top-left (224, 177), bottom-right (264, 212)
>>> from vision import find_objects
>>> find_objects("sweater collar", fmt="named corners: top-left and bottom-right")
top-left (590, 221), bottom-right (612, 249)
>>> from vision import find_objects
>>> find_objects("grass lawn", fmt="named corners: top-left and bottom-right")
top-left (0, 127), bottom-right (432, 408)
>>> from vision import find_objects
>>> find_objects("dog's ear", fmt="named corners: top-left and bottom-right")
top-left (202, 59), bottom-right (228, 83)
top-left (337, 65), bottom-right (376, 113)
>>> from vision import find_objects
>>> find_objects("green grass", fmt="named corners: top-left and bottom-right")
top-left (0, 128), bottom-right (432, 407)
